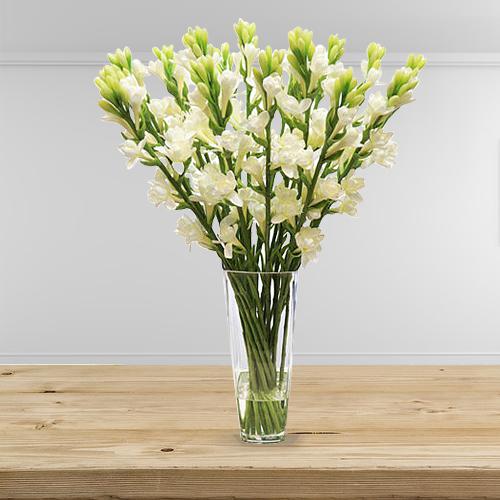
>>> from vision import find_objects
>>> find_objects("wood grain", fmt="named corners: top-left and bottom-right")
top-left (1, 365), bottom-right (500, 499)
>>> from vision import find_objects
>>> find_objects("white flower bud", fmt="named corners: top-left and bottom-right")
top-left (309, 45), bottom-right (329, 91)
top-left (218, 70), bottom-right (241, 116)
top-left (262, 74), bottom-right (283, 108)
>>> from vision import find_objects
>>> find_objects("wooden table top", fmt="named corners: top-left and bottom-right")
top-left (1, 365), bottom-right (500, 499)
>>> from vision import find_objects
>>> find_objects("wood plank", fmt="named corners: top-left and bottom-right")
top-left (1, 365), bottom-right (500, 499)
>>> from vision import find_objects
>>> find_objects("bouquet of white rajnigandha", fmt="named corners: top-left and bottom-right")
top-left (95, 20), bottom-right (425, 443)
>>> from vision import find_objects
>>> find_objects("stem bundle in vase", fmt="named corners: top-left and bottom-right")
top-left (95, 19), bottom-right (425, 443)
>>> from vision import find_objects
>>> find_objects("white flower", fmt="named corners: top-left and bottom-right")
top-left (271, 130), bottom-right (314, 179)
top-left (262, 73), bottom-right (283, 108)
top-left (271, 183), bottom-right (302, 225)
top-left (176, 216), bottom-right (212, 249)
top-left (229, 98), bottom-right (245, 128)
top-left (389, 92), bottom-right (415, 108)
top-left (242, 43), bottom-right (259, 69)
top-left (275, 92), bottom-right (312, 119)
top-left (336, 197), bottom-right (358, 216)
top-left (158, 124), bottom-right (195, 164)
top-left (216, 130), bottom-right (252, 154)
top-left (119, 75), bottom-right (147, 109)
top-left (132, 59), bottom-right (148, 81)
top-left (321, 75), bottom-right (336, 103)
top-left (337, 106), bottom-right (358, 128)
top-left (216, 130), bottom-right (259, 170)
top-left (164, 114), bottom-right (184, 129)
top-left (218, 209), bottom-right (242, 258)
top-left (173, 64), bottom-right (190, 96)
top-left (148, 97), bottom-right (181, 123)
top-left (283, 56), bottom-right (306, 91)
top-left (309, 45), bottom-right (329, 91)
top-left (364, 92), bottom-right (392, 124)
top-left (148, 60), bottom-right (164, 79)
top-left (239, 188), bottom-right (266, 228)
top-left (341, 170), bottom-right (365, 203)
top-left (244, 110), bottom-right (269, 139)
top-left (101, 112), bottom-right (135, 136)
top-left (147, 169), bottom-right (178, 209)
top-left (372, 140), bottom-right (397, 167)
top-left (241, 156), bottom-right (265, 185)
top-left (367, 67), bottom-right (382, 85)
top-left (313, 177), bottom-right (343, 204)
top-left (184, 107), bottom-right (216, 145)
top-left (295, 226), bottom-right (324, 265)
top-left (219, 70), bottom-right (241, 116)
top-left (308, 108), bottom-right (327, 149)
top-left (190, 163), bottom-right (242, 208)
top-left (144, 131), bottom-right (158, 145)
top-left (232, 51), bottom-right (243, 73)
top-left (119, 138), bottom-right (151, 169)
top-left (173, 49), bottom-right (194, 71)
top-left (329, 105), bottom-right (358, 138)
top-left (326, 61), bottom-right (346, 78)
top-left (326, 126), bottom-right (362, 157)
top-left (306, 208), bottom-right (322, 221)
top-left (321, 63), bottom-right (348, 103)
top-left (188, 86), bottom-right (209, 113)
top-left (361, 60), bottom-right (382, 85)
top-left (362, 129), bottom-right (398, 168)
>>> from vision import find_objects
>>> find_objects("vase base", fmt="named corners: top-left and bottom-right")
top-left (240, 431), bottom-right (285, 444)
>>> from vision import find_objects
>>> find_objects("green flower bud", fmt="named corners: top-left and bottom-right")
top-left (124, 47), bottom-right (132, 67)
top-left (107, 47), bottom-right (132, 71)
top-left (367, 42), bottom-right (385, 67)
top-left (327, 34), bottom-right (345, 64)
top-left (189, 59), bottom-right (208, 84)
top-left (153, 45), bottom-right (174, 62)
top-left (94, 78), bottom-right (114, 102)
top-left (386, 54), bottom-right (424, 107)
top-left (197, 82), bottom-right (211, 100)
top-left (234, 19), bottom-right (257, 47)
top-left (406, 53), bottom-right (426, 72)
top-left (345, 93), bottom-right (364, 108)
top-left (183, 26), bottom-right (210, 57)
top-left (259, 46), bottom-right (284, 77)
top-left (252, 67), bottom-right (264, 94)
top-left (215, 43), bottom-right (231, 71)
top-left (98, 99), bottom-right (120, 114)
top-left (338, 68), bottom-right (356, 95)
top-left (288, 27), bottom-right (314, 61)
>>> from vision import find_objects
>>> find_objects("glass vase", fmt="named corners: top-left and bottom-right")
top-left (223, 270), bottom-right (298, 443)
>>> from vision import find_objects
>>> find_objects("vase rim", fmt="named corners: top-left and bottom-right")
top-left (223, 269), bottom-right (298, 276)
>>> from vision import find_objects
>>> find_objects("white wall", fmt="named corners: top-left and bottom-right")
top-left (1, 1), bottom-right (500, 364)
top-left (1, 61), bottom-right (499, 364)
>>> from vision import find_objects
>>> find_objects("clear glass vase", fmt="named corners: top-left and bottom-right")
top-left (223, 270), bottom-right (298, 443)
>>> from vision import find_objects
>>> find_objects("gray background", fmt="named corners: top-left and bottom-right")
top-left (1, 0), bottom-right (500, 364)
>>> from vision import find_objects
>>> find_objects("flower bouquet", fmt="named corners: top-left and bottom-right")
top-left (95, 20), bottom-right (424, 443)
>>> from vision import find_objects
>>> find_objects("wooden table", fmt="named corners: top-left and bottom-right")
top-left (1, 365), bottom-right (500, 499)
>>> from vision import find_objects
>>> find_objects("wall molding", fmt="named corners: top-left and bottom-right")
top-left (1, 52), bottom-right (500, 67)
top-left (2, 352), bottom-right (500, 365)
